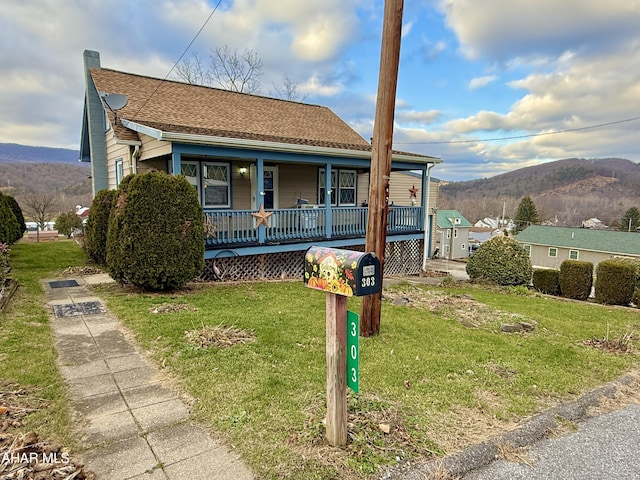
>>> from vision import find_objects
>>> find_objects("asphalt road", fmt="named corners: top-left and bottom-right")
top-left (463, 403), bottom-right (640, 480)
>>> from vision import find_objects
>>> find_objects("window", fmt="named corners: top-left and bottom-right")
top-left (548, 247), bottom-right (557, 257)
top-left (202, 162), bottom-right (230, 208)
top-left (115, 158), bottom-right (124, 186)
top-left (461, 243), bottom-right (466, 251)
top-left (454, 228), bottom-right (458, 238)
top-left (181, 163), bottom-right (198, 187)
top-left (524, 244), bottom-right (531, 257)
top-left (338, 170), bottom-right (356, 206)
top-left (569, 249), bottom-right (579, 260)
top-left (446, 230), bottom-right (451, 239)
top-left (318, 168), bottom-right (356, 206)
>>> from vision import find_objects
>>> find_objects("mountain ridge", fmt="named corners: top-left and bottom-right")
top-left (0, 142), bottom-right (81, 164)
top-left (440, 157), bottom-right (640, 227)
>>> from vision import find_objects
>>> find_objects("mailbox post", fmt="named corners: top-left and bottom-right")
top-left (304, 246), bottom-right (381, 447)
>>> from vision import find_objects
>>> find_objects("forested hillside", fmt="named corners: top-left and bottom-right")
top-left (439, 158), bottom-right (640, 227)
top-left (0, 162), bottom-right (92, 216)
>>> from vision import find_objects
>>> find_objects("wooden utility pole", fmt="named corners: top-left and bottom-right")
top-left (361, 0), bottom-right (404, 336)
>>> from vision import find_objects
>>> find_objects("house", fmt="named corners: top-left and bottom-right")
top-left (581, 217), bottom-right (608, 229)
top-left (80, 50), bottom-right (441, 280)
top-left (515, 225), bottom-right (640, 270)
top-left (434, 210), bottom-right (472, 260)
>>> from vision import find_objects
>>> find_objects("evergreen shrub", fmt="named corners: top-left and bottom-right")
top-left (106, 171), bottom-right (204, 290)
top-left (632, 288), bottom-right (640, 308)
top-left (559, 260), bottom-right (593, 300)
top-left (465, 236), bottom-right (532, 286)
top-left (532, 268), bottom-right (560, 295)
top-left (85, 189), bottom-right (117, 266)
top-left (594, 259), bottom-right (635, 305)
top-left (0, 194), bottom-right (21, 245)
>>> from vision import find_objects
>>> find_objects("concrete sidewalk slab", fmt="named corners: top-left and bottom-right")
top-left (44, 277), bottom-right (254, 480)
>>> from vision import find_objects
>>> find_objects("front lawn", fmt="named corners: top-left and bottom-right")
top-left (93, 275), bottom-right (639, 479)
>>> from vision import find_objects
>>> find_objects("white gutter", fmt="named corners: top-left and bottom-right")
top-left (121, 119), bottom-right (442, 166)
top-left (422, 163), bottom-right (435, 271)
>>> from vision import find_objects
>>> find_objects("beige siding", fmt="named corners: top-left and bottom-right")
top-left (138, 134), bottom-right (171, 161)
top-left (105, 130), bottom-right (130, 189)
top-left (276, 164), bottom-right (318, 208)
top-left (525, 245), bottom-right (638, 270)
top-left (229, 163), bottom-right (317, 210)
top-left (358, 171), bottom-right (439, 207)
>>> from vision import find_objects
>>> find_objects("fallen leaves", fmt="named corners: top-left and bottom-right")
top-left (149, 303), bottom-right (198, 314)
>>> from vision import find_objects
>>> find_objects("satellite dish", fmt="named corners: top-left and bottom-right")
top-left (103, 93), bottom-right (128, 111)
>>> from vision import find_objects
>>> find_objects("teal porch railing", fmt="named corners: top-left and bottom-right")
top-left (204, 206), bottom-right (424, 247)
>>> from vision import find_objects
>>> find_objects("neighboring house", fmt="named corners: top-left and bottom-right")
top-left (80, 50), bottom-right (441, 280)
top-left (581, 217), bottom-right (608, 229)
top-left (434, 210), bottom-right (472, 260)
top-left (474, 217), bottom-right (516, 231)
top-left (515, 225), bottom-right (640, 270)
top-left (469, 227), bottom-right (502, 244)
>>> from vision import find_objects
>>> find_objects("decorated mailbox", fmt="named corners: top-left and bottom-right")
top-left (304, 246), bottom-right (381, 297)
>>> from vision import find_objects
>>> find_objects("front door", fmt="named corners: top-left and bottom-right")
top-left (250, 166), bottom-right (279, 210)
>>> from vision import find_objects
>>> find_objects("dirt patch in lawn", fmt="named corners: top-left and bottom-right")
top-left (185, 324), bottom-right (256, 349)
top-left (0, 380), bottom-right (95, 480)
top-left (383, 286), bottom-right (535, 329)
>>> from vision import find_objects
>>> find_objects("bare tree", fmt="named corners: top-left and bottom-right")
top-left (21, 193), bottom-right (58, 233)
top-left (270, 73), bottom-right (306, 102)
top-left (174, 52), bottom-right (210, 85)
top-left (210, 45), bottom-right (263, 93)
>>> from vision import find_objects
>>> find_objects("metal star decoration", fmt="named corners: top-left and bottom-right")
top-left (251, 204), bottom-right (273, 228)
top-left (409, 185), bottom-right (419, 199)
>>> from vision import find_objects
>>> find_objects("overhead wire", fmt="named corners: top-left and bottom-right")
top-left (130, 0), bottom-right (223, 122)
top-left (394, 115), bottom-right (640, 145)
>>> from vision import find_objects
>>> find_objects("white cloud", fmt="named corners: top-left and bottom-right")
top-left (396, 110), bottom-right (442, 125)
top-left (468, 75), bottom-right (497, 90)
top-left (438, 0), bottom-right (640, 62)
top-left (402, 20), bottom-right (415, 38)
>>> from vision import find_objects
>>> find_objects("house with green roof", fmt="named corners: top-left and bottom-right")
top-left (515, 225), bottom-right (640, 269)
top-left (435, 210), bottom-right (472, 260)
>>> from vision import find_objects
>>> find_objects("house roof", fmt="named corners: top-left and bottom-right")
top-left (515, 225), bottom-right (640, 257)
top-left (89, 68), bottom-right (440, 163)
top-left (436, 210), bottom-right (472, 229)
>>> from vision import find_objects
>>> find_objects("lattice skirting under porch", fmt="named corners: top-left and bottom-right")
top-left (199, 239), bottom-right (423, 281)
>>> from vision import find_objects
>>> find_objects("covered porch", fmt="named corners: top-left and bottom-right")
top-left (163, 142), bottom-right (439, 260)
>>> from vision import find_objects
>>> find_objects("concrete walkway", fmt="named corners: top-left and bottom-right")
top-left (44, 276), bottom-right (254, 480)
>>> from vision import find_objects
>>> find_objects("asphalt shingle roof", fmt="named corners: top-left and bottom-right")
top-left (515, 225), bottom-right (640, 256)
top-left (90, 68), bottom-right (369, 151)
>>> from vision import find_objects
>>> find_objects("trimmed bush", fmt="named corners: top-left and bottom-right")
top-left (465, 236), bottom-right (532, 286)
top-left (611, 257), bottom-right (640, 288)
top-left (0, 194), bottom-right (21, 245)
top-left (594, 259), bottom-right (636, 305)
top-left (106, 171), bottom-right (204, 290)
top-left (632, 288), bottom-right (640, 308)
top-left (85, 189), bottom-right (117, 266)
top-left (559, 260), bottom-right (593, 300)
top-left (532, 268), bottom-right (560, 295)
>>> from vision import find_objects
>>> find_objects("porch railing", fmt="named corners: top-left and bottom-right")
top-left (204, 206), bottom-right (424, 247)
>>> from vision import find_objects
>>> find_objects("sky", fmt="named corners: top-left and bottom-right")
top-left (2, 0), bottom-right (640, 181)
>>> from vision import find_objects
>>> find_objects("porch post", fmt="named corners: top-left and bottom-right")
top-left (171, 151), bottom-right (181, 176)
top-left (257, 157), bottom-right (266, 244)
top-left (325, 163), bottom-right (333, 239)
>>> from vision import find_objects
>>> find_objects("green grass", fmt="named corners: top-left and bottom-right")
top-left (94, 277), bottom-right (639, 479)
top-left (3, 240), bottom-right (638, 479)
top-left (1, 240), bottom-right (88, 448)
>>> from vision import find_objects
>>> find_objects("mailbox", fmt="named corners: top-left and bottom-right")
top-left (304, 246), bottom-right (381, 297)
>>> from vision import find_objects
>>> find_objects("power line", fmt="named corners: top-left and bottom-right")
top-left (130, 0), bottom-right (223, 121)
top-left (394, 115), bottom-right (640, 145)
